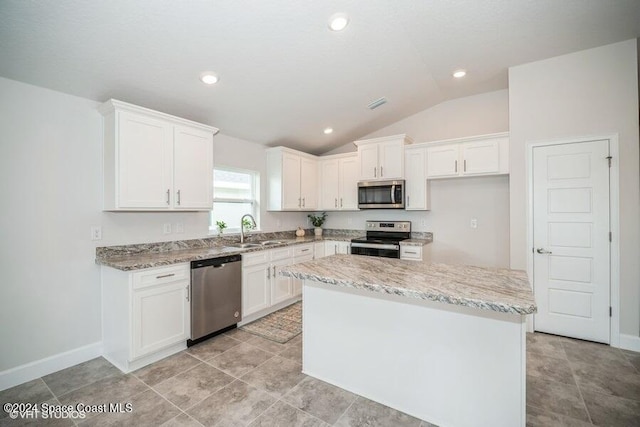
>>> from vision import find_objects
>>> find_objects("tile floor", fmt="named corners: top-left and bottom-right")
top-left (1, 331), bottom-right (639, 426)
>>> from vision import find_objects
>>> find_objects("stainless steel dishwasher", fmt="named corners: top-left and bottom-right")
top-left (189, 254), bottom-right (242, 345)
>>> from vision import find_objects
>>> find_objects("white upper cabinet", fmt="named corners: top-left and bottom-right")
top-left (99, 99), bottom-right (217, 211)
top-left (267, 147), bottom-right (318, 211)
top-left (404, 147), bottom-right (429, 211)
top-left (426, 133), bottom-right (509, 179)
top-left (354, 134), bottom-right (413, 181)
top-left (318, 153), bottom-right (359, 210)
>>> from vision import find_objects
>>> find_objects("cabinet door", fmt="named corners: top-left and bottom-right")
top-left (405, 148), bottom-right (428, 210)
top-left (282, 153), bottom-right (302, 210)
top-left (339, 157), bottom-right (359, 210)
top-left (242, 263), bottom-right (271, 317)
top-left (359, 144), bottom-right (379, 180)
top-left (337, 241), bottom-right (351, 254)
top-left (300, 157), bottom-right (318, 210)
top-left (271, 258), bottom-right (293, 305)
top-left (461, 140), bottom-right (500, 176)
top-left (314, 242), bottom-right (326, 259)
top-left (379, 141), bottom-right (404, 179)
top-left (426, 145), bottom-right (460, 178)
top-left (320, 159), bottom-right (340, 209)
top-left (131, 281), bottom-right (189, 359)
top-left (173, 125), bottom-right (214, 210)
top-left (325, 241), bottom-right (338, 256)
top-left (118, 112), bottom-right (173, 209)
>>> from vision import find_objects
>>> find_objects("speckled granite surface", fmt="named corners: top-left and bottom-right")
top-left (96, 230), bottom-right (364, 271)
top-left (279, 254), bottom-right (536, 315)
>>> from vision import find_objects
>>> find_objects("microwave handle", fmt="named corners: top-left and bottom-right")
top-left (391, 185), bottom-right (396, 204)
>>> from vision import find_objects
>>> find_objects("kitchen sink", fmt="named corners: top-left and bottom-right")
top-left (260, 240), bottom-right (285, 246)
top-left (227, 243), bottom-right (262, 249)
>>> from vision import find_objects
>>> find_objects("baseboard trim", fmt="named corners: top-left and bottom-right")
top-left (619, 334), bottom-right (640, 352)
top-left (0, 342), bottom-right (103, 391)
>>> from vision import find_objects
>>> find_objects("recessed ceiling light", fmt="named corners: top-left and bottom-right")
top-left (328, 13), bottom-right (349, 31)
top-left (200, 73), bottom-right (219, 85)
top-left (323, 128), bottom-right (334, 135)
top-left (453, 70), bottom-right (466, 78)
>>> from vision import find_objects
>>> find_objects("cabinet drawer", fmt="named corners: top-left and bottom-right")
top-left (133, 264), bottom-right (189, 290)
top-left (400, 246), bottom-right (423, 261)
top-left (293, 244), bottom-right (313, 257)
top-left (270, 247), bottom-right (292, 261)
top-left (242, 251), bottom-right (270, 267)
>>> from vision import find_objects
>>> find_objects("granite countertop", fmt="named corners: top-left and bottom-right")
top-left (279, 254), bottom-right (536, 315)
top-left (399, 238), bottom-right (430, 246)
top-left (97, 235), bottom-right (360, 271)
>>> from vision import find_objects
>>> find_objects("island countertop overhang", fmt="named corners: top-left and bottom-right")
top-left (279, 254), bottom-right (537, 315)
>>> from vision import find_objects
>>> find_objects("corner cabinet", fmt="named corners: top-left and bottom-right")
top-left (318, 153), bottom-right (359, 211)
top-left (99, 99), bottom-right (217, 211)
top-left (426, 133), bottom-right (509, 179)
top-left (101, 263), bottom-right (190, 373)
top-left (266, 147), bottom-right (318, 211)
top-left (354, 134), bottom-right (413, 181)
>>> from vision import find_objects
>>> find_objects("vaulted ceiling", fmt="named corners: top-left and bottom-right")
top-left (1, 0), bottom-right (639, 154)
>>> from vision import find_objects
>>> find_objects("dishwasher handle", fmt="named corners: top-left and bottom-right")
top-left (191, 254), bottom-right (241, 269)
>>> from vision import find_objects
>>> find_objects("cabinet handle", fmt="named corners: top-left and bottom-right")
top-left (298, 197), bottom-right (301, 208)
top-left (166, 189), bottom-right (170, 205)
top-left (335, 198), bottom-right (338, 208)
top-left (156, 273), bottom-right (175, 279)
top-left (464, 159), bottom-right (467, 172)
top-left (335, 244), bottom-right (337, 253)
top-left (380, 166), bottom-right (384, 177)
top-left (177, 189), bottom-right (181, 205)
top-left (301, 248), bottom-right (310, 252)
top-left (407, 195), bottom-right (410, 207)
top-left (455, 160), bottom-right (458, 173)
top-left (267, 266), bottom-right (271, 279)
top-left (404, 251), bottom-right (417, 255)
top-left (302, 197), bottom-right (305, 207)
top-left (340, 198), bottom-right (343, 208)
top-left (272, 265), bottom-right (276, 277)
top-left (374, 167), bottom-right (377, 178)
top-left (186, 285), bottom-right (190, 301)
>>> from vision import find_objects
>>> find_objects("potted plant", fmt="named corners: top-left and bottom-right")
top-left (215, 220), bottom-right (227, 237)
top-left (307, 212), bottom-right (328, 237)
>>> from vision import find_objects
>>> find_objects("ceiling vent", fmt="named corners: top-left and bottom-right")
top-left (367, 97), bottom-right (387, 110)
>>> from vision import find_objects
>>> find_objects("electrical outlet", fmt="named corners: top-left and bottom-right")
top-left (91, 226), bottom-right (102, 241)
top-left (470, 218), bottom-right (478, 229)
top-left (176, 222), bottom-right (184, 233)
top-left (163, 223), bottom-right (172, 234)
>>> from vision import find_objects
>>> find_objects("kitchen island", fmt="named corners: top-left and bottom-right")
top-left (279, 254), bottom-right (536, 427)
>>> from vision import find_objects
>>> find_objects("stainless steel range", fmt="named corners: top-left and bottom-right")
top-left (350, 220), bottom-right (411, 258)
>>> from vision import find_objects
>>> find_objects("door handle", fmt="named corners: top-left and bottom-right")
top-left (267, 266), bottom-right (271, 279)
top-left (166, 189), bottom-right (170, 205)
top-left (177, 189), bottom-right (181, 205)
top-left (454, 160), bottom-right (458, 173)
top-left (380, 166), bottom-right (383, 177)
top-left (335, 198), bottom-right (338, 208)
top-left (407, 195), bottom-right (410, 207)
top-left (536, 248), bottom-right (552, 254)
top-left (463, 160), bottom-right (467, 172)
top-left (272, 266), bottom-right (276, 277)
top-left (374, 167), bottom-right (377, 178)
top-left (340, 198), bottom-right (343, 208)
top-left (186, 285), bottom-right (190, 302)
top-left (302, 197), bottom-right (305, 207)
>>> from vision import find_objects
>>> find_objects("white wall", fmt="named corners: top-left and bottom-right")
top-left (0, 76), bottom-right (305, 374)
top-left (509, 39), bottom-right (640, 337)
top-left (322, 90), bottom-right (511, 268)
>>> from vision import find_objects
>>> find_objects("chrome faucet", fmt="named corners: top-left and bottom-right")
top-left (240, 214), bottom-right (257, 243)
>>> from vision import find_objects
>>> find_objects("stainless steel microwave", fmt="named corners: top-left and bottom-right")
top-left (357, 180), bottom-right (405, 209)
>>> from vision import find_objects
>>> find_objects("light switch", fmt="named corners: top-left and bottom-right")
top-left (91, 226), bottom-right (102, 240)
top-left (470, 218), bottom-right (478, 229)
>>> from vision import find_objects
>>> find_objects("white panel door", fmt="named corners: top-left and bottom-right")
top-left (359, 144), bottom-right (379, 180)
top-left (461, 140), bottom-right (500, 176)
top-left (426, 145), bottom-right (459, 178)
top-left (242, 264), bottom-right (270, 317)
top-left (320, 159), bottom-right (340, 209)
top-left (118, 112), bottom-right (173, 208)
top-left (131, 281), bottom-right (190, 359)
top-left (282, 153), bottom-right (301, 210)
top-left (405, 148), bottom-right (428, 210)
top-left (173, 125), bottom-right (214, 210)
top-left (271, 258), bottom-right (293, 305)
top-left (533, 140), bottom-right (610, 343)
top-left (339, 156), bottom-right (359, 210)
top-left (379, 141), bottom-right (404, 179)
top-left (300, 157), bottom-right (318, 210)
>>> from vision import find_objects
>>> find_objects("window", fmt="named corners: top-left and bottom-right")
top-left (210, 167), bottom-right (260, 233)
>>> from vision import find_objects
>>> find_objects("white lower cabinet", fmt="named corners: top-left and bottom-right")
top-left (400, 245), bottom-right (423, 261)
top-left (241, 262), bottom-right (271, 316)
top-left (325, 240), bottom-right (351, 256)
top-left (102, 263), bottom-right (190, 373)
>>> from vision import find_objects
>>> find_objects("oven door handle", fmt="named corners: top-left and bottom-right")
top-left (391, 185), bottom-right (396, 204)
top-left (351, 242), bottom-right (400, 250)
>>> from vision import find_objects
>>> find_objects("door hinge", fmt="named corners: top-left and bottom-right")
top-left (606, 156), bottom-right (612, 167)
top-left (609, 231), bottom-right (612, 242)
top-left (610, 306), bottom-right (612, 317)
